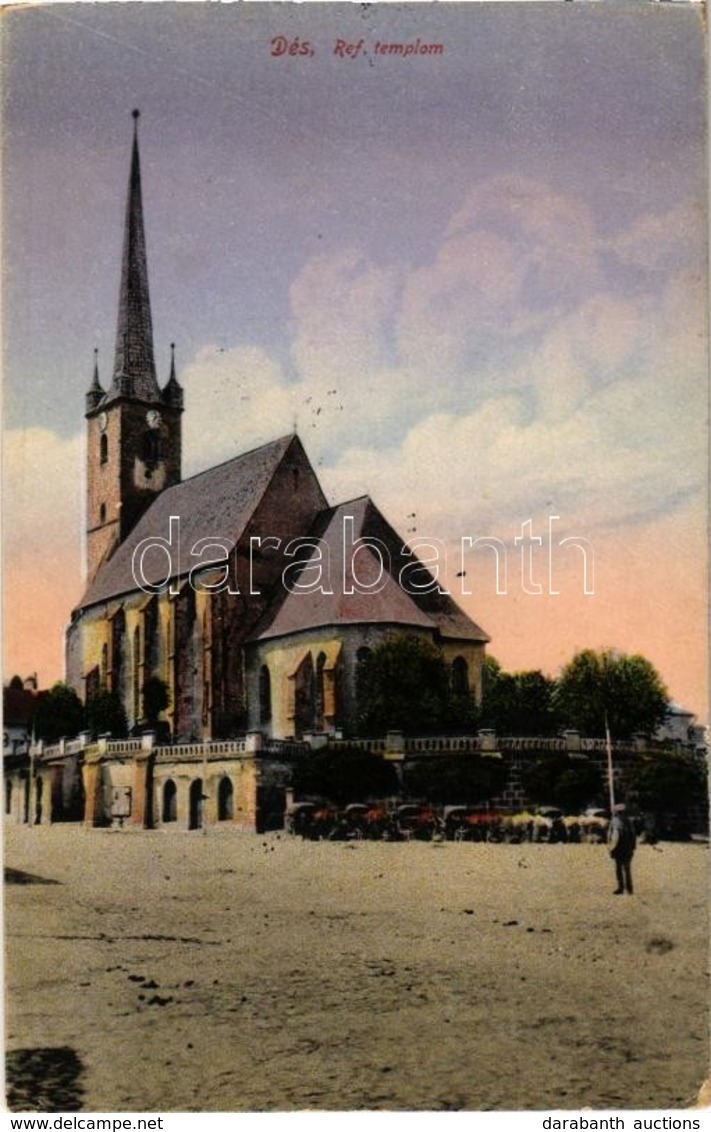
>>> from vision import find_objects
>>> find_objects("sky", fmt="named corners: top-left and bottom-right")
top-left (2, 1), bottom-right (708, 722)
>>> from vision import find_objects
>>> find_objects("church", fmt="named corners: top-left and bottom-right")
top-left (65, 112), bottom-right (489, 744)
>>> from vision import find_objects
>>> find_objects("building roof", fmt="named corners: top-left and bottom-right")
top-left (79, 433), bottom-right (297, 608)
top-left (253, 495), bottom-right (489, 644)
top-left (78, 425), bottom-right (489, 649)
top-left (665, 702), bottom-right (695, 719)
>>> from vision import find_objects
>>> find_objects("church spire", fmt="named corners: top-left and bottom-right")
top-left (105, 109), bottom-right (161, 405)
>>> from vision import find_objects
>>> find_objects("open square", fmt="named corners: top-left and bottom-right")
top-left (5, 826), bottom-right (708, 1112)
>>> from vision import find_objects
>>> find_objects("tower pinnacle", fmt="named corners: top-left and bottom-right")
top-left (162, 341), bottom-right (184, 411)
top-left (86, 347), bottom-right (105, 414)
top-left (104, 110), bottom-right (160, 405)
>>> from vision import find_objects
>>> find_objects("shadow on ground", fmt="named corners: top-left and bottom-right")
top-left (6, 1047), bottom-right (85, 1112)
top-left (4, 868), bottom-right (61, 886)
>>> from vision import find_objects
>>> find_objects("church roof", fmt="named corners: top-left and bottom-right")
top-left (79, 434), bottom-right (296, 608)
top-left (253, 495), bottom-right (489, 644)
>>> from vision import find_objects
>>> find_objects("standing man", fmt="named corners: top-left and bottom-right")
top-left (608, 802), bottom-right (637, 895)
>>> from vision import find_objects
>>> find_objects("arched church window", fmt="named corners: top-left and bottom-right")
top-left (133, 626), bottom-right (142, 724)
top-left (100, 434), bottom-right (108, 465)
top-left (451, 656), bottom-right (469, 697)
top-left (99, 503), bottom-right (106, 525)
top-left (294, 653), bottom-right (314, 738)
top-left (355, 646), bottom-right (373, 716)
top-left (217, 777), bottom-right (234, 821)
top-left (315, 652), bottom-right (327, 731)
top-left (259, 665), bottom-right (272, 724)
top-left (201, 607), bottom-right (211, 731)
top-left (356, 646), bottom-right (372, 687)
top-left (144, 598), bottom-right (160, 678)
top-left (162, 779), bottom-right (177, 823)
top-left (189, 778), bottom-right (203, 831)
top-left (111, 609), bottom-right (126, 699)
top-left (85, 666), bottom-right (100, 702)
top-left (173, 585), bottom-right (197, 741)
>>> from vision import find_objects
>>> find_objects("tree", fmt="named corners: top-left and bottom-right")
top-left (480, 659), bottom-right (560, 736)
top-left (622, 750), bottom-right (707, 835)
top-left (356, 633), bottom-right (477, 736)
top-left (403, 754), bottom-right (507, 805)
top-left (555, 648), bottom-right (668, 739)
top-left (85, 691), bottom-right (128, 740)
top-left (292, 745), bottom-right (399, 806)
top-left (523, 751), bottom-right (604, 813)
top-left (32, 682), bottom-right (85, 743)
top-left (142, 676), bottom-right (170, 728)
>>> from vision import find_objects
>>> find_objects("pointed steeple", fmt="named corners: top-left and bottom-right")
top-left (105, 110), bottom-right (161, 405)
top-left (162, 342), bottom-right (184, 411)
top-left (86, 348), bottom-right (105, 414)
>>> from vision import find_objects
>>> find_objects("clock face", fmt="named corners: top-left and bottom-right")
top-left (98, 412), bottom-right (108, 432)
top-left (146, 409), bottom-right (162, 430)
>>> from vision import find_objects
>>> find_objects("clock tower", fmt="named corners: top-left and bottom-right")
top-left (85, 111), bottom-right (183, 583)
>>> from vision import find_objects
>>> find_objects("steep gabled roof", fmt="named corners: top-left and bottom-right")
top-left (253, 496), bottom-right (489, 644)
top-left (79, 434), bottom-right (297, 608)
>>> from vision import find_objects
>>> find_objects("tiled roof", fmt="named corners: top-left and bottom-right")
top-left (253, 496), bottom-right (489, 644)
top-left (80, 434), bottom-right (296, 608)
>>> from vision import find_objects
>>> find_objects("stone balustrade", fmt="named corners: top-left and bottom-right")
top-left (155, 740), bottom-right (248, 762)
top-left (29, 727), bottom-right (653, 765)
top-left (13, 723), bottom-right (705, 835)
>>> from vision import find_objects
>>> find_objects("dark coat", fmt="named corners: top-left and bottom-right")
top-left (608, 813), bottom-right (636, 860)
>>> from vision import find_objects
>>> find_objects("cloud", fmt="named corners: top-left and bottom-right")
top-left (3, 428), bottom-right (83, 560)
top-left (320, 267), bottom-right (706, 544)
top-left (178, 174), bottom-right (706, 554)
top-left (609, 200), bottom-right (706, 273)
top-left (181, 345), bottom-right (293, 474)
top-left (397, 229), bottom-right (533, 375)
top-left (181, 244), bottom-right (439, 467)
top-left (446, 174), bottom-right (601, 300)
top-left (393, 174), bottom-right (605, 406)
top-left (289, 248), bottom-right (397, 381)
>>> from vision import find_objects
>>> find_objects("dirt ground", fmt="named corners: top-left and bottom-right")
top-left (4, 824), bottom-right (709, 1113)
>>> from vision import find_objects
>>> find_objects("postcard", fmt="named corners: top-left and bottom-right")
top-left (3, 0), bottom-right (708, 1118)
